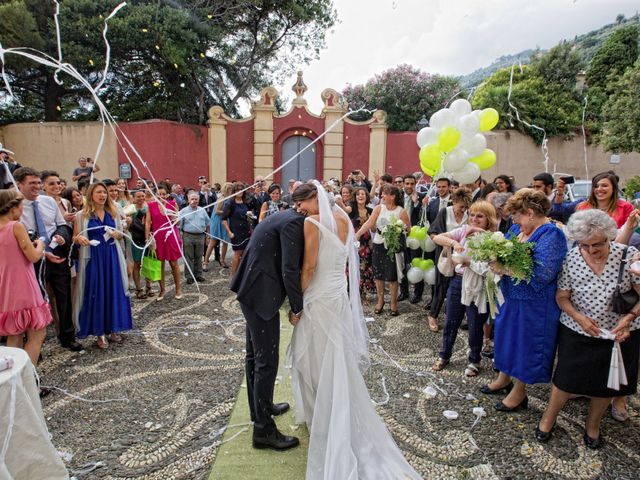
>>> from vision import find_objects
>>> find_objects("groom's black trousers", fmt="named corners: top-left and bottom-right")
top-left (240, 302), bottom-right (280, 436)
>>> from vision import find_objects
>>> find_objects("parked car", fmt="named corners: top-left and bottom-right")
top-left (565, 180), bottom-right (591, 202)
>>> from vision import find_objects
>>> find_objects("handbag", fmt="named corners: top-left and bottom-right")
top-left (437, 245), bottom-right (455, 277)
top-left (141, 250), bottom-right (162, 282)
top-left (611, 246), bottom-right (639, 314)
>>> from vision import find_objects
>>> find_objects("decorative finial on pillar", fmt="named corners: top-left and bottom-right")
top-left (292, 71), bottom-right (308, 106)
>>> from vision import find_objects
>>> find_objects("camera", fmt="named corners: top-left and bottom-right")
top-left (27, 229), bottom-right (38, 242)
top-left (559, 175), bottom-right (575, 184)
top-left (351, 170), bottom-right (359, 176)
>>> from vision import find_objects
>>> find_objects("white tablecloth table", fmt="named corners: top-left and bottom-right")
top-left (0, 347), bottom-right (68, 480)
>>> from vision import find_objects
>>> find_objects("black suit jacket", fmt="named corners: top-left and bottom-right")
top-left (198, 191), bottom-right (216, 216)
top-left (230, 208), bottom-right (304, 320)
top-left (427, 196), bottom-right (450, 224)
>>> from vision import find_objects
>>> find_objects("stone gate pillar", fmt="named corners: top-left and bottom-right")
top-left (369, 110), bottom-right (388, 175)
top-left (251, 87), bottom-right (278, 180)
top-left (207, 106), bottom-right (227, 184)
top-left (321, 88), bottom-right (347, 180)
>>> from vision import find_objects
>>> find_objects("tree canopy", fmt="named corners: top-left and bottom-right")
top-left (472, 65), bottom-right (582, 144)
top-left (0, 0), bottom-right (336, 124)
top-left (341, 64), bottom-right (461, 131)
top-left (602, 59), bottom-right (640, 152)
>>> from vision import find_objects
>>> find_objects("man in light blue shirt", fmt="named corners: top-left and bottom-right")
top-left (178, 192), bottom-right (210, 283)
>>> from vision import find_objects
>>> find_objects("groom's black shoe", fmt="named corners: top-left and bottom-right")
top-left (271, 402), bottom-right (290, 417)
top-left (397, 291), bottom-right (409, 302)
top-left (252, 429), bottom-right (300, 451)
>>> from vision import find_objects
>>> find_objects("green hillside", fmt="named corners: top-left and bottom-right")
top-left (460, 13), bottom-right (640, 89)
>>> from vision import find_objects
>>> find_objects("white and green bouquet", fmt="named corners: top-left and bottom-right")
top-left (466, 231), bottom-right (534, 284)
top-left (466, 231), bottom-right (535, 318)
top-left (380, 215), bottom-right (406, 259)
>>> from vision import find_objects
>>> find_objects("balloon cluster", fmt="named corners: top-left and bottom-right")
top-left (417, 99), bottom-right (499, 184)
top-left (406, 226), bottom-right (436, 285)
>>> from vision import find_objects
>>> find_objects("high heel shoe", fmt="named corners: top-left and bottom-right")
top-left (479, 381), bottom-right (514, 395)
top-left (390, 307), bottom-right (399, 316)
top-left (374, 301), bottom-right (385, 314)
top-left (494, 395), bottom-right (528, 412)
top-left (534, 422), bottom-right (556, 443)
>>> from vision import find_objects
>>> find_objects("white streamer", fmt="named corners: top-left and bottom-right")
top-left (581, 95), bottom-right (589, 179)
top-left (40, 385), bottom-right (129, 404)
top-left (507, 63), bottom-right (552, 173)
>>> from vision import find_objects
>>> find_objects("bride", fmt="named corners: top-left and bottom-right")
top-left (289, 182), bottom-right (421, 479)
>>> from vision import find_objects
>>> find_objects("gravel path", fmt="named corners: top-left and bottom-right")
top-left (38, 266), bottom-right (639, 479)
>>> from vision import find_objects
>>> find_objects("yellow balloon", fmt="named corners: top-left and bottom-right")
top-left (419, 144), bottom-right (442, 175)
top-left (437, 126), bottom-right (461, 153)
top-left (479, 108), bottom-right (499, 131)
top-left (469, 149), bottom-right (497, 170)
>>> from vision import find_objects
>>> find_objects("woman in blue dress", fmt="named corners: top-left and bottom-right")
top-left (72, 182), bottom-right (132, 349)
top-left (204, 182), bottom-right (232, 269)
top-left (480, 189), bottom-right (567, 411)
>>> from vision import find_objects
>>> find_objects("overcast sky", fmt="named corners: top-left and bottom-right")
top-left (275, 0), bottom-right (639, 113)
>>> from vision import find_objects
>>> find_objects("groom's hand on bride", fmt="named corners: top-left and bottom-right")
top-left (288, 310), bottom-right (302, 326)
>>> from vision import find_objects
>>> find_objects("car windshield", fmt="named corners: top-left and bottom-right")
top-left (571, 183), bottom-right (591, 199)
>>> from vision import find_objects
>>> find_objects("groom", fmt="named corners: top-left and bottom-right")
top-left (230, 203), bottom-right (305, 451)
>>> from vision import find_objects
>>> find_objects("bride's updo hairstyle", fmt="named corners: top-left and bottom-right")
top-left (291, 183), bottom-right (318, 203)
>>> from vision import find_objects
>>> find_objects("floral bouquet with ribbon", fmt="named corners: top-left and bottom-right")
top-left (466, 231), bottom-right (534, 318)
top-left (380, 215), bottom-right (406, 259)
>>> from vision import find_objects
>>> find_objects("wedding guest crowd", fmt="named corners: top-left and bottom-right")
top-left (1, 146), bottom-right (640, 454)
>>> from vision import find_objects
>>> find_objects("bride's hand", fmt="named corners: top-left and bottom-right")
top-left (288, 310), bottom-right (300, 326)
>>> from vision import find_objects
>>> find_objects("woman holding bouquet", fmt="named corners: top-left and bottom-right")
top-left (431, 201), bottom-right (497, 376)
top-left (427, 188), bottom-right (471, 332)
top-left (355, 185), bottom-right (410, 316)
top-left (481, 189), bottom-right (567, 412)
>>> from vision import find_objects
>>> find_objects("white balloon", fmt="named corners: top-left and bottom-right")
top-left (424, 267), bottom-right (436, 285)
top-left (407, 267), bottom-right (424, 284)
top-left (422, 236), bottom-right (436, 253)
top-left (430, 108), bottom-right (455, 130)
top-left (459, 133), bottom-right (487, 157)
top-left (406, 237), bottom-right (421, 250)
top-left (458, 113), bottom-right (480, 138)
top-left (442, 148), bottom-right (469, 173)
top-left (452, 162), bottom-right (481, 184)
top-left (416, 127), bottom-right (439, 148)
top-left (450, 99), bottom-right (472, 117)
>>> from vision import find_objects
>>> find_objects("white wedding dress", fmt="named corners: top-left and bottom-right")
top-left (290, 210), bottom-right (422, 479)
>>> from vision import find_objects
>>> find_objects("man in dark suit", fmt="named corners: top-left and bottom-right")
top-left (229, 204), bottom-right (305, 451)
top-left (399, 174), bottom-right (427, 303)
top-left (427, 177), bottom-right (452, 224)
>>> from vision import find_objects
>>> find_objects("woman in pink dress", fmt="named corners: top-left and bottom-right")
top-left (0, 190), bottom-right (51, 365)
top-left (145, 184), bottom-right (183, 300)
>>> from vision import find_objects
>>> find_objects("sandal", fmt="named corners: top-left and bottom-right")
top-left (109, 333), bottom-right (123, 343)
top-left (96, 336), bottom-right (108, 349)
top-left (144, 286), bottom-right (155, 298)
top-left (427, 316), bottom-right (439, 332)
top-left (202, 262), bottom-right (209, 272)
top-left (374, 301), bottom-right (385, 315)
top-left (135, 289), bottom-right (147, 300)
top-left (611, 405), bottom-right (629, 422)
top-left (465, 363), bottom-right (480, 377)
top-left (432, 358), bottom-right (449, 371)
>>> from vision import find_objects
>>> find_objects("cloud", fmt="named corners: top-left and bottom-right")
top-left (275, 0), bottom-right (639, 113)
